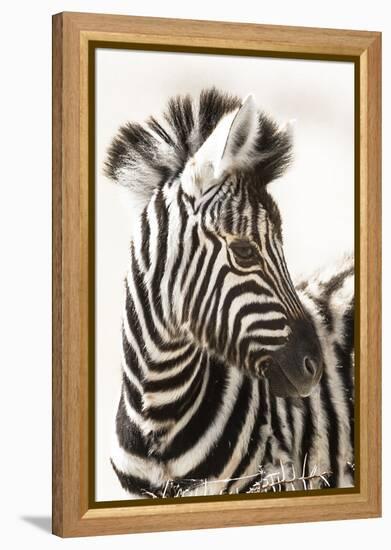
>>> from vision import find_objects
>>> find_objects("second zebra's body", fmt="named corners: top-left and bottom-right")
top-left (105, 88), bottom-right (354, 497)
top-left (264, 259), bottom-right (355, 492)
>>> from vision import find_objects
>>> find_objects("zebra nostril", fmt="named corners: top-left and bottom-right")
top-left (303, 356), bottom-right (317, 378)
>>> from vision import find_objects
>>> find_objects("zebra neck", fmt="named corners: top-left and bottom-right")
top-left (122, 261), bottom-right (209, 431)
top-left (122, 335), bottom-right (210, 442)
top-left (139, 343), bottom-right (207, 414)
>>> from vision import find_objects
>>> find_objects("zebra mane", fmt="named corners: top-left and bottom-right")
top-left (104, 87), bottom-right (293, 204)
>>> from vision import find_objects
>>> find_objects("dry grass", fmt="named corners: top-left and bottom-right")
top-left (140, 455), bottom-right (333, 499)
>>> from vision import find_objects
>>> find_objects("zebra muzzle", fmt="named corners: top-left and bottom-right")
top-left (265, 318), bottom-right (324, 398)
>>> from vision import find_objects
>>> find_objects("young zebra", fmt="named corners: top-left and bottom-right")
top-left (104, 88), bottom-right (353, 497)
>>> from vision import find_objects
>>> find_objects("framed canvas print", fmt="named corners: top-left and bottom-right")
top-left (52, 12), bottom-right (381, 537)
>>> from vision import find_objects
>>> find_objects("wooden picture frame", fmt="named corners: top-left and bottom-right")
top-left (52, 11), bottom-right (381, 537)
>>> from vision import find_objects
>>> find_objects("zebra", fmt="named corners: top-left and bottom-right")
top-left (104, 88), bottom-right (354, 498)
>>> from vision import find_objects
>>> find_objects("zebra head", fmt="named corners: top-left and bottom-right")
top-left (105, 88), bottom-right (323, 398)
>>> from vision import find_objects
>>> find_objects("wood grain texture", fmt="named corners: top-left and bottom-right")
top-left (52, 12), bottom-right (85, 536)
top-left (52, 12), bottom-right (382, 538)
top-left (362, 33), bottom-right (382, 513)
top-left (52, 12), bottom-right (63, 537)
top-left (63, 11), bottom-right (378, 56)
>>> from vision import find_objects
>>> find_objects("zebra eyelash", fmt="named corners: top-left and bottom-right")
top-left (228, 239), bottom-right (260, 269)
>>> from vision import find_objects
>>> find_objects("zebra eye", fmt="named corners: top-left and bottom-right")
top-left (230, 240), bottom-right (257, 264)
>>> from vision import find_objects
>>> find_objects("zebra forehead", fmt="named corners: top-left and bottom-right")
top-left (201, 182), bottom-right (283, 242)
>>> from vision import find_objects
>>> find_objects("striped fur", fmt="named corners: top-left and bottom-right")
top-left (264, 258), bottom-right (355, 491)
top-left (105, 89), bottom-right (354, 497)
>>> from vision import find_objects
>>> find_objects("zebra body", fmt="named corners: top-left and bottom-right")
top-left (105, 89), bottom-right (354, 498)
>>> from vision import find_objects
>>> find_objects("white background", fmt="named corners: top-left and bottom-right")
top-left (96, 50), bottom-right (354, 500)
top-left (0, 0), bottom-right (388, 548)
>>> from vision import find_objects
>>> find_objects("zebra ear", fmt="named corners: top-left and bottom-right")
top-left (182, 94), bottom-right (259, 197)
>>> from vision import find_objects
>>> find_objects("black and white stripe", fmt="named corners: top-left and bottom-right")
top-left (105, 89), bottom-right (354, 497)
top-left (265, 258), bottom-right (355, 491)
